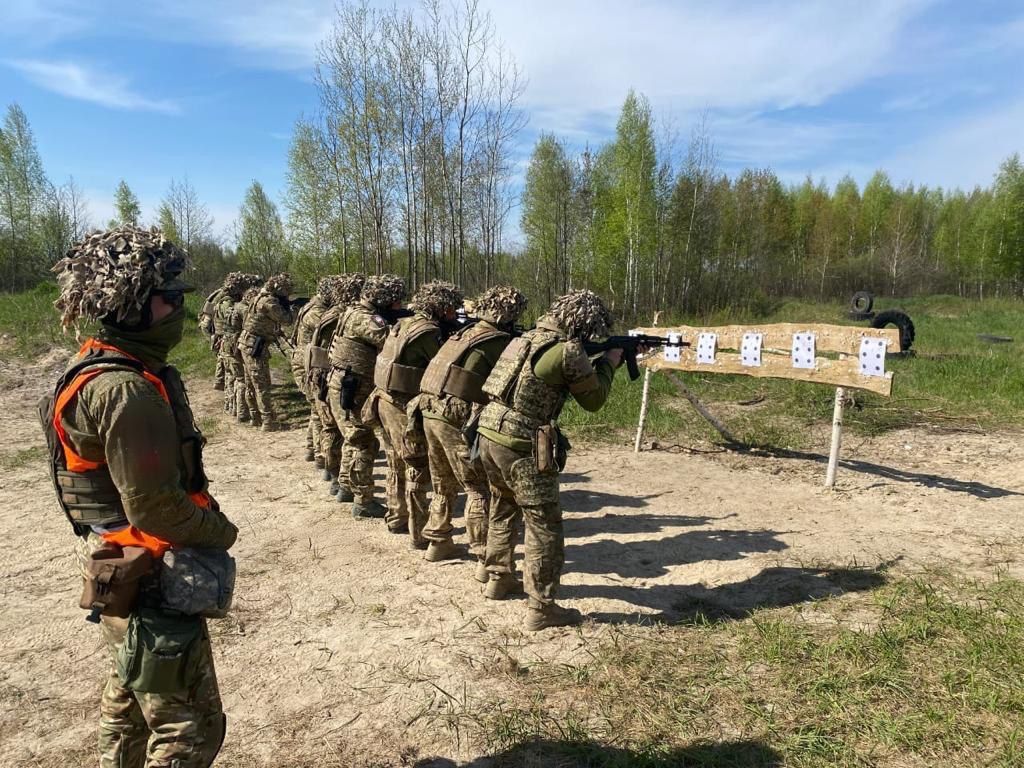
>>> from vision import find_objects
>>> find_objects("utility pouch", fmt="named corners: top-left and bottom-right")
top-left (555, 427), bottom-right (571, 472)
top-left (535, 424), bottom-right (556, 473)
top-left (461, 409), bottom-right (481, 448)
top-left (250, 335), bottom-right (266, 358)
top-left (307, 344), bottom-right (330, 371)
top-left (80, 544), bottom-right (153, 623)
top-left (340, 368), bottom-right (359, 412)
top-left (160, 548), bottom-right (236, 619)
top-left (116, 607), bottom-right (203, 693)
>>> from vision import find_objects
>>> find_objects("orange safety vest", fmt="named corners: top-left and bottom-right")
top-left (53, 338), bottom-right (212, 557)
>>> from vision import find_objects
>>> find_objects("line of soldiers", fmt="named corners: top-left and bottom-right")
top-left (206, 270), bottom-right (625, 632)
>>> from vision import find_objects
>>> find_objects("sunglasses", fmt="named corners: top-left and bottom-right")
top-left (154, 290), bottom-right (186, 308)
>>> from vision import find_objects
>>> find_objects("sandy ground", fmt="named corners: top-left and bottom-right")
top-left (1, 352), bottom-right (1022, 766)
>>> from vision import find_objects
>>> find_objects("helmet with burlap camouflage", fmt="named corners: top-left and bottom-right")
top-left (263, 272), bottom-right (292, 297)
top-left (474, 285), bottom-right (527, 327)
top-left (411, 280), bottom-right (463, 318)
top-left (331, 273), bottom-right (366, 307)
top-left (361, 273), bottom-right (406, 310)
top-left (242, 272), bottom-right (263, 288)
top-left (52, 226), bottom-right (191, 329)
top-left (316, 276), bottom-right (339, 303)
top-left (548, 289), bottom-right (613, 340)
top-left (222, 271), bottom-right (250, 299)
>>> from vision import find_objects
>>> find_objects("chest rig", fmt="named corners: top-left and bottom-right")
top-left (420, 322), bottom-right (508, 405)
top-left (373, 314), bottom-right (438, 396)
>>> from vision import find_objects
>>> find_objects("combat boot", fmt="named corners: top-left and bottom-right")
top-left (473, 561), bottom-right (489, 584)
top-left (352, 500), bottom-right (387, 520)
top-left (304, 448), bottom-right (315, 462)
top-left (321, 469), bottom-right (333, 482)
top-left (314, 456), bottom-right (325, 470)
top-left (328, 478), bottom-right (340, 496)
top-left (410, 538), bottom-right (429, 551)
top-left (387, 522), bottom-right (409, 534)
top-left (524, 603), bottom-right (584, 632)
top-left (214, 381), bottom-right (225, 391)
top-left (424, 539), bottom-right (460, 562)
top-left (261, 421), bottom-right (278, 433)
top-left (336, 486), bottom-right (355, 503)
top-left (484, 573), bottom-right (523, 601)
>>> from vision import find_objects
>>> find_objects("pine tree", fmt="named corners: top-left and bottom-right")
top-left (112, 180), bottom-right (142, 227)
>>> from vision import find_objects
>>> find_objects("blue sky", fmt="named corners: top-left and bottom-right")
top-left (1, 0), bottom-right (1022, 245)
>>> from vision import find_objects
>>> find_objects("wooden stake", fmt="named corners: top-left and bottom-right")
top-left (634, 367), bottom-right (653, 453)
top-left (665, 372), bottom-right (740, 445)
top-left (825, 386), bottom-right (845, 488)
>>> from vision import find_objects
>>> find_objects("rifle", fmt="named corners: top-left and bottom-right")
top-left (378, 307), bottom-right (415, 324)
top-left (583, 334), bottom-right (690, 381)
top-left (280, 295), bottom-right (310, 313)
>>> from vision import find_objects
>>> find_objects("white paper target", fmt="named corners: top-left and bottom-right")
top-left (858, 337), bottom-right (888, 377)
top-left (696, 333), bottom-right (717, 365)
top-left (663, 332), bottom-right (682, 363)
top-left (741, 332), bottom-right (763, 367)
top-left (791, 332), bottom-right (816, 369)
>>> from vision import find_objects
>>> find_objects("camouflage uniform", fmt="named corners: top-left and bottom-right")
top-left (478, 290), bottom-right (619, 630)
top-left (239, 273), bottom-right (292, 431)
top-left (46, 227), bottom-right (238, 766)
top-left (420, 286), bottom-right (527, 565)
top-left (214, 272), bottom-right (258, 419)
top-left (326, 274), bottom-right (405, 510)
top-left (232, 287), bottom-right (261, 424)
top-left (199, 287), bottom-right (227, 390)
top-left (290, 289), bottom-right (328, 462)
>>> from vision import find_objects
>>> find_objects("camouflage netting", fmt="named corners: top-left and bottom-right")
top-left (242, 273), bottom-right (263, 288)
top-left (474, 285), bottom-right (527, 326)
top-left (362, 273), bottom-right (406, 309)
top-left (316, 276), bottom-right (339, 303)
top-left (52, 226), bottom-right (189, 328)
top-left (222, 271), bottom-right (250, 298)
top-left (263, 273), bottom-right (292, 297)
top-left (411, 280), bottom-right (463, 318)
top-left (548, 289), bottom-right (613, 340)
top-left (331, 273), bottom-right (366, 307)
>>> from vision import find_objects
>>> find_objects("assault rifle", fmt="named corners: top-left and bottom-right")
top-left (279, 295), bottom-right (310, 314)
top-left (378, 307), bottom-right (415, 324)
top-left (584, 334), bottom-right (690, 380)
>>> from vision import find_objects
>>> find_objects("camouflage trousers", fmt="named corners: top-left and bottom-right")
top-left (311, 373), bottom-right (342, 477)
top-left (328, 369), bottom-right (378, 502)
top-left (375, 395), bottom-right (430, 543)
top-left (241, 349), bottom-right (275, 426)
top-left (213, 355), bottom-right (225, 389)
top-left (479, 436), bottom-right (564, 609)
top-left (76, 535), bottom-right (226, 768)
top-left (217, 348), bottom-right (236, 414)
top-left (225, 349), bottom-right (254, 421)
top-left (422, 416), bottom-right (488, 558)
top-left (290, 350), bottom-right (319, 457)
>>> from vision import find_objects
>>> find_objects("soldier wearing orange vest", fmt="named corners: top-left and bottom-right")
top-left (43, 227), bottom-right (238, 767)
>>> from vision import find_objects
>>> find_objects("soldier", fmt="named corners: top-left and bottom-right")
top-left (419, 286), bottom-right (527, 570)
top-left (326, 274), bottom-right (406, 518)
top-left (238, 273), bottom-right (293, 432)
top-left (198, 280), bottom-right (228, 391)
top-left (368, 280), bottom-right (463, 547)
top-left (477, 290), bottom-right (625, 631)
top-left (214, 272), bottom-right (253, 418)
top-left (308, 274), bottom-right (366, 497)
top-left (233, 284), bottom-right (262, 425)
top-left (290, 277), bottom-right (334, 464)
top-left (43, 226), bottom-right (238, 767)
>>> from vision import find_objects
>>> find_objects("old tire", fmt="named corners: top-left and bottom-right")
top-left (871, 309), bottom-right (915, 352)
top-left (850, 291), bottom-right (874, 314)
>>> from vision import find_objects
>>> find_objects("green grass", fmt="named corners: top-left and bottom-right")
top-left (560, 296), bottom-right (1024, 449)
top-left (0, 445), bottom-right (45, 470)
top-left (450, 571), bottom-right (1024, 767)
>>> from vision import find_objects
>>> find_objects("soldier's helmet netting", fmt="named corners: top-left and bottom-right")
top-left (52, 226), bottom-right (190, 328)
top-left (411, 280), bottom-right (463, 318)
top-left (263, 272), bottom-right (292, 297)
top-left (331, 273), bottom-right (366, 307)
top-left (243, 273), bottom-right (263, 289)
top-left (361, 274), bottom-right (406, 310)
top-left (223, 271), bottom-right (249, 298)
top-left (316, 276), bottom-right (337, 303)
top-left (548, 289), bottom-right (614, 340)
top-left (474, 285), bottom-right (527, 327)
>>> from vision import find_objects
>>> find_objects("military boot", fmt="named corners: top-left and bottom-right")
top-left (410, 537), bottom-right (429, 551)
top-left (336, 486), bottom-right (355, 503)
top-left (214, 380), bottom-right (225, 391)
top-left (304, 448), bottom-right (315, 462)
top-left (321, 468), bottom-right (333, 482)
top-left (524, 603), bottom-right (584, 632)
top-left (473, 560), bottom-right (489, 584)
top-left (424, 539), bottom-right (460, 562)
top-left (314, 456), bottom-right (325, 470)
top-left (261, 421), bottom-right (278, 433)
top-left (484, 573), bottom-right (523, 601)
top-left (352, 500), bottom-right (387, 520)
top-left (328, 478), bottom-right (340, 496)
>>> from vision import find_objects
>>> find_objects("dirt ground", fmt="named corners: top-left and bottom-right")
top-left (1, 353), bottom-right (1022, 767)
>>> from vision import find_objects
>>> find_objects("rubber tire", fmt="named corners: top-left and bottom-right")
top-left (871, 309), bottom-right (915, 352)
top-left (850, 291), bottom-right (874, 314)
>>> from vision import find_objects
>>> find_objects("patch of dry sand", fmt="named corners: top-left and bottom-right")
top-left (1, 367), bottom-right (1021, 766)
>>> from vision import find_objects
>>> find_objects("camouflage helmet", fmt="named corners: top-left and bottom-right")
top-left (474, 285), bottom-right (527, 327)
top-left (316, 276), bottom-right (338, 303)
top-left (222, 271), bottom-right (250, 299)
top-left (332, 273), bottom-right (366, 307)
top-left (361, 273), bottom-right (406, 310)
top-left (263, 272), bottom-right (292, 297)
top-left (240, 286), bottom-right (259, 305)
top-left (411, 280), bottom-right (463, 318)
top-left (548, 289), bottom-right (613, 340)
top-left (242, 272), bottom-right (263, 288)
top-left (52, 226), bottom-right (191, 328)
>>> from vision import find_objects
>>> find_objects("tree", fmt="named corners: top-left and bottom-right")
top-left (0, 103), bottom-right (50, 290)
top-left (112, 180), bottom-right (142, 227)
top-left (237, 180), bottom-right (289, 276)
top-left (285, 119), bottom-right (335, 284)
top-left (521, 134), bottom-right (577, 305)
top-left (990, 153), bottom-right (1024, 289)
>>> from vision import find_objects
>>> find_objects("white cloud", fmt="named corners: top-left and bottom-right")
top-left (8, 59), bottom-right (181, 114)
top-left (485, 0), bottom-right (932, 135)
top-left (0, 0), bottom-right (88, 43)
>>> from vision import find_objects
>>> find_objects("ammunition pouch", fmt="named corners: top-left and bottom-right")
top-left (307, 344), bottom-right (330, 372)
top-left (340, 369), bottom-right (359, 412)
top-left (535, 424), bottom-right (570, 473)
top-left (80, 543), bottom-right (154, 621)
top-left (116, 606), bottom-right (203, 693)
top-left (160, 548), bottom-right (236, 619)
